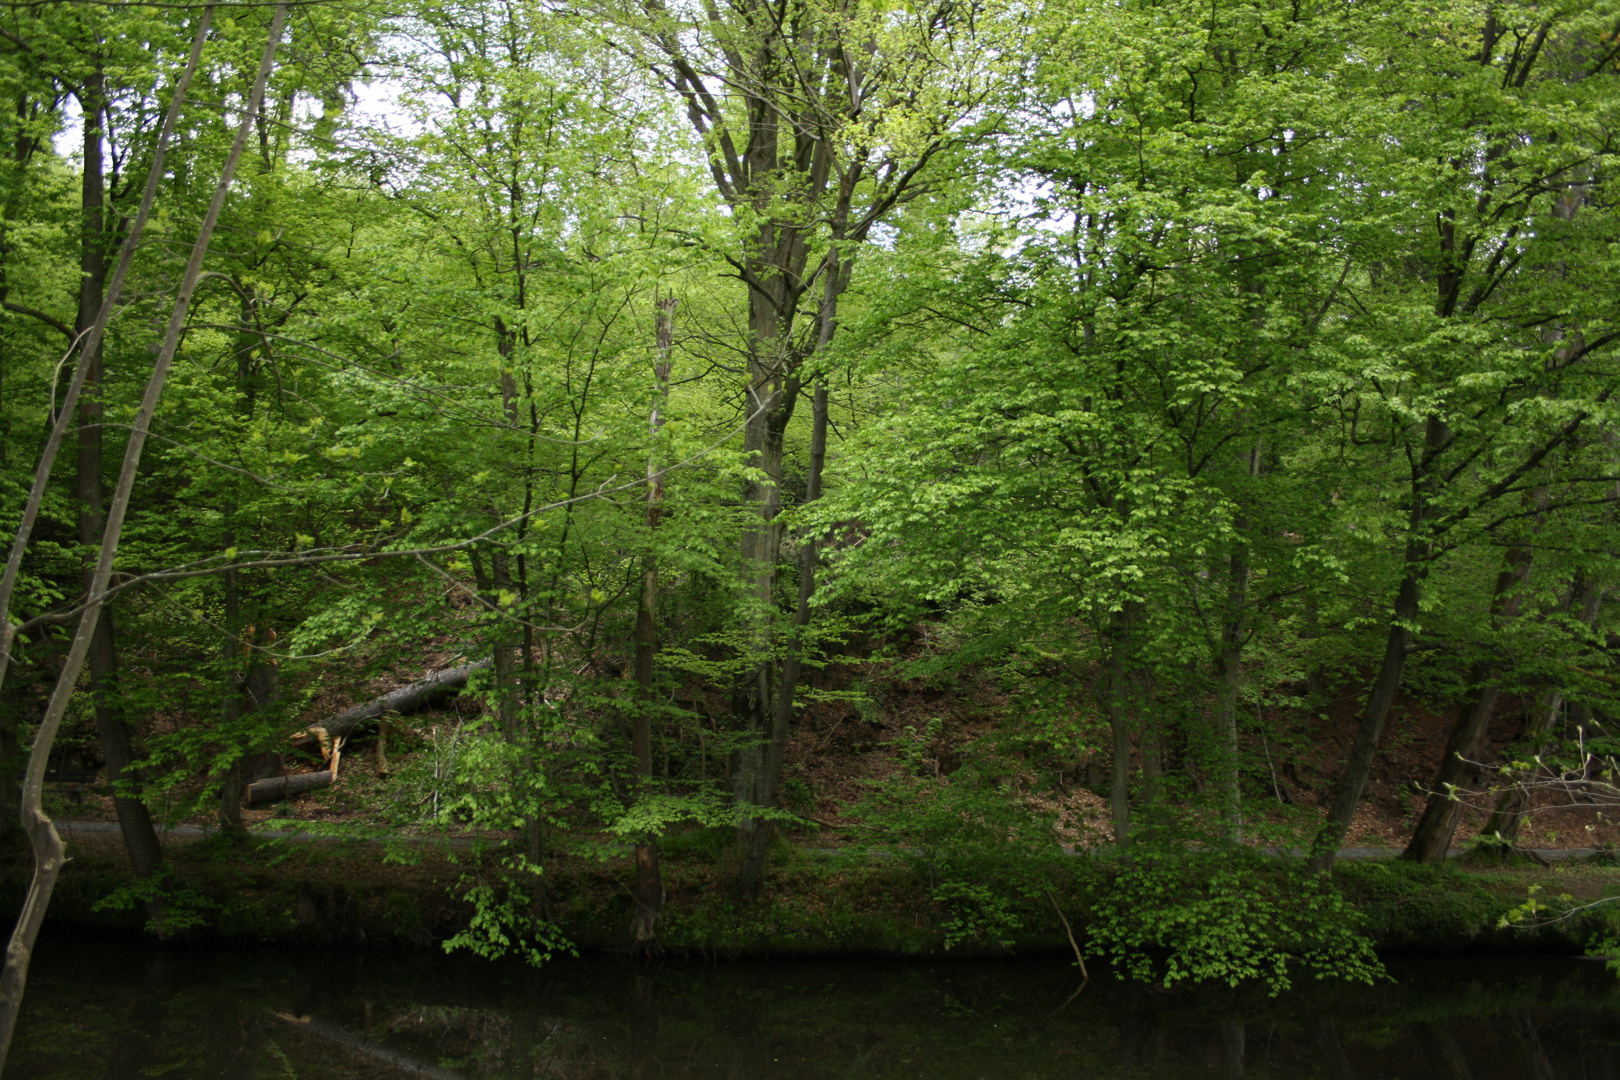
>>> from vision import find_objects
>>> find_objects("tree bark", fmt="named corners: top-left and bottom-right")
top-left (246, 770), bottom-right (332, 804)
top-left (735, 241), bottom-right (844, 898)
top-left (74, 66), bottom-right (169, 911)
top-left (216, 549), bottom-right (251, 833)
top-left (630, 297), bottom-right (675, 943)
top-left (1401, 546), bottom-right (1531, 862)
top-left (1215, 594), bottom-right (1247, 842)
top-left (739, 377), bottom-right (829, 895)
top-left (0, 679), bottom-right (22, 843)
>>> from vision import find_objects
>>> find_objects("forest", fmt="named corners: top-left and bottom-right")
top-left (2, 0), bottom-right (1620, 1061)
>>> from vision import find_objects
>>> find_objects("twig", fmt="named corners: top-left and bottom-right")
top-left (1262, 735), bottom-right (1284, 805)
top-left (1046, 890), bottom-right (1089, 981)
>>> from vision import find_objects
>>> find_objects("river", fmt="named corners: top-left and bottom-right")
top-left (10, 931), bottom-right (1617, 1078)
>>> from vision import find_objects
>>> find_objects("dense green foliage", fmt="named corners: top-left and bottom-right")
top-left (5, 0), bottom-right (1620, 999)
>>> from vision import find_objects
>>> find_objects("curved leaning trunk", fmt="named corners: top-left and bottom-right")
top-left (0, 10), bottom-right (286, 1068)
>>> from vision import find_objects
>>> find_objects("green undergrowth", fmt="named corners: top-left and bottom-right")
top-left (9, 831), bottom-right (1620, 977)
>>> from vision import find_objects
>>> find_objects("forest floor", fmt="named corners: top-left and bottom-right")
top-left (42, 633), bottom-right (1619, 854)
top-left (24, 629), bottom-right (1620, 957)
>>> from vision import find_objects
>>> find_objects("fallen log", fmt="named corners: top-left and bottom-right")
top-left (247, 771), bottom-right (333, 805)
top-left (289, 661), bottom-right (489, 751)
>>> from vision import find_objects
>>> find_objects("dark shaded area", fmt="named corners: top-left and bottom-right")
top-left (10, 932), bottom-right (1620, 1079)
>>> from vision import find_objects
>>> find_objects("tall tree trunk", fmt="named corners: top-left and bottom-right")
top-left (217, 308), bottom-right (264, 834)
top-left (630, 297), bottom-right (675, 943)
top-left (739, 377), bottom-right (828, 895)
top-left (1401, 545), bottom-right (1532, 862)
top-left (215, 545), bottom-right (249, 834)
top-left (74, 69), bottom-right (168, 905)
top-left (729, 362), bottom-right (788, 869)
top-left (0, 11), bottom-right (283, 1063)
top-left (1309, 415), bottom-right (1447, 872)
top-left (733, 238), bottom-right (845, 898)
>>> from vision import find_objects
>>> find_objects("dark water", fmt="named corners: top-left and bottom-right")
top-left (11, 931), bottom-right (1620, 1079)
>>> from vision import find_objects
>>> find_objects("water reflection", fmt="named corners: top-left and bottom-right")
top-left (12, 932), bottom-right (1620, 1079)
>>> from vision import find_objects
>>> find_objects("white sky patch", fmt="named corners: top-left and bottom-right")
top-left (347, 70), bottom-right (424, 139)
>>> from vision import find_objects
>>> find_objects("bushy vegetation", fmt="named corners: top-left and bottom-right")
top-left (4, 0), bottom-right (1620, 1054)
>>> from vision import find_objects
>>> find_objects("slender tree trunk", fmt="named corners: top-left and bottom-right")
top-left (488, 551), bottom-right (521, 739)
top-left (1302, 594), bottom-right (1326, 700)
top-left (216, 548), bottom-right (248, 835)
top-left (74, 69), bottom-right (168, 903)
top-left (1480, 689), bottom-right (1561, 845)
top-left (1215, 593), bottom-right (1246, 841)
top-left (0, 11), bottom-right (204, 696)
top-left (1402, 546), bottom-right (1531, 862)
top-left (0, 10), bottom-right (282, 1065)
top-left (217, 313), bottom-right (262, 834)
top-left (630, 297), bottom-right (675, 943)
top-left (1215, 439), bottom-right (1262, 841)
top-left (1131, 667), bottom-right (1160, 808)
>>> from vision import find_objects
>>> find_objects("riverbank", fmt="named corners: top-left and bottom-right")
top-left (9, 823), bottom-right (1620, 962)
